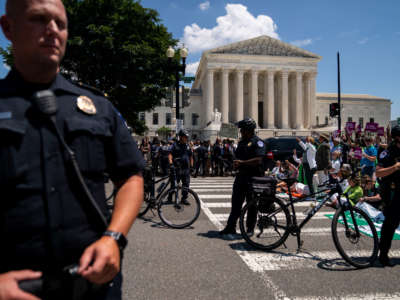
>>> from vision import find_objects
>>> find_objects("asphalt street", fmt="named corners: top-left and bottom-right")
top-left (116, 177), bottom-right (400, 300)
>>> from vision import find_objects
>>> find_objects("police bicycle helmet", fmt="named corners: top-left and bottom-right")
top-left (391, 125), bottom-right (400, 138)
top-left (236, 118), bottom-right (257, 131)
top-left (178, 129), bottom-right (189, 137)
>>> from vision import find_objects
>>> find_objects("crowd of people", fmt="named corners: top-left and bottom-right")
top-left (139, 136), bottom-right (238, 177)
top-left (270, 130), bottom-right (390, 212)
top-left (138, 126), bottom-right (392, 214)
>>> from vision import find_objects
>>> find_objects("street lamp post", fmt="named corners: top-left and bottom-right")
top-left (166, 46), bottom-right (188, 133)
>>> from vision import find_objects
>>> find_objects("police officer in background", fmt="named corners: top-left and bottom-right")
top-left (0, 0), bottom-right (145, 299)
top-left (219, 118), bottom-right (266, 235)
top-left (376, 125), bottom-right (400, 267)
top-left (168, 130), bottom-right (193, 205)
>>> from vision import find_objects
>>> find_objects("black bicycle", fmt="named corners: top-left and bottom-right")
top-left (139, 162), bottom-right (201, 229)
top-left (239, 175), bottom-right (379, 268)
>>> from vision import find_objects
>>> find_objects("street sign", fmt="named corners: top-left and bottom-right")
top-left (176, 119), bottom-right (183, 133)
top-left (219, 123), bottom-right (238, 139)
top-left (183, 76), bottom-right (195, 83)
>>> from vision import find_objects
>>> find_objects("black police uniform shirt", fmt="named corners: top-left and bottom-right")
top-left (0, 70), bottom-right (145, 272)
top-left (234, 135), bottom-right (266, 176)
top-left (378, 144), bottom-right (400, 194)
top-left (170, 141), bottom-right (192, 169)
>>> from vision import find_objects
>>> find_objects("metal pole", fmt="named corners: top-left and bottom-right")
top-left (175, 69), bottom-right (180, 122)
top-left (337, 52), bottom-right (341, 132)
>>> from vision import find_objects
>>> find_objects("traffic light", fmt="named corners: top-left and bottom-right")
top-left (329, 103), bottom-right (340, 117)
top-left (183, 88), bottom-right (190, 107)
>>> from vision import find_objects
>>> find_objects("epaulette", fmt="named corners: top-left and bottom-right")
top-left (71, 80), bottom-right (107, 97)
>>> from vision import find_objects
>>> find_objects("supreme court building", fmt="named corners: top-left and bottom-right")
top-left (142, 35), bottom-right (391, 139)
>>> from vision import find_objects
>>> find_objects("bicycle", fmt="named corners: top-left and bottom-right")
top-left (139, 162), bottom-right (201, 229)
top-left (239, 175), bottom-right (379, 268)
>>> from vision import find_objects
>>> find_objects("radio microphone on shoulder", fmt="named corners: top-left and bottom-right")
top-left (32, 90), bottom-right (58, 122)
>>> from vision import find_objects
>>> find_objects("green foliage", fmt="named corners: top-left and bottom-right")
top-left (62, 0), bottom-right (177, 133)
top-left (0, 45), bottom-right (13, 68)
top-left (156, 126), bottom-right (172, 139)
top-left (0, 1), bottom-right (176, 134)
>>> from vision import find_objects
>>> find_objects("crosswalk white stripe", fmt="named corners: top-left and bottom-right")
top-left (190, 184), bottom-right (233, 188)
top-left (293, 292), bottom-right (400, 300)
top-left (199, 195), bottom-right (231, 200)
top-left (214, 212), bottom-right (332, 221)
top-left (202, 200), bottom-right (329, 209)
top-left (192, 189), bottom-right (233, 193)
top-left (235, 249), bottom-right (387, 271)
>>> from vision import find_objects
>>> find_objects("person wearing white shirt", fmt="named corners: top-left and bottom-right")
top-left (297, 136), bottom-right (317, 194)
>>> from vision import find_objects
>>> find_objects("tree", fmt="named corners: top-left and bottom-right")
top-left (156, 126), bottom-right (172, 140)
top-left (0, 0), bottom-right (178, 135)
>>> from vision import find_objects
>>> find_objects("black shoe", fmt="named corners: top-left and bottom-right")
top-left (219, 227), bottom-right (237, 235)
top-left (181, 199), bottom-right (190, 205)
top-left (246, 229), bottom-right (254, 237)
top-left (378, 254), bottom-right (395, 267)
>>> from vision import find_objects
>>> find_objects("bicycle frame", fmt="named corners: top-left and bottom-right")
top-left (274, 179), bottom-right (360, 249)
top-left (148, 166), bottom-right (180, 206)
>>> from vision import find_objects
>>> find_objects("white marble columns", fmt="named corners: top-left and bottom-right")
top-left (250, 70), bottom-right (258, 123)
top-left (281, 70), bottom-right (289, 129)
top-left (203, 67), bottom-right (316, 130)
top-left (296, 72), bottom-right (303, 129)
top-left (206, 69), bottom-right (214, 123)
top-left (236, 70), bottom-right (244, 122)
top-left (221, 69), bottom-right (229, 123)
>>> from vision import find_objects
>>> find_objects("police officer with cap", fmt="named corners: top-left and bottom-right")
top-left (376, 125), bottom-right (400, 267)
top-left (168, 129), bottom-right (193, 204)
top-left (219, 118), bottom-right (266, 235)
top-left (0, 0), bottom-right (145, 299)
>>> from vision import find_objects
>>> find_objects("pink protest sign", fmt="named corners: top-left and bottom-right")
top-left (345, 122), bottom-right (356, 134)
top-left (365, 122), bottom-right (378, 132)
top-left (353, 147), bottom-right (362, 159)
top-left (333, 130), bottom-right (341, 138)
top-left (378, 127), bottom-right (385, 136)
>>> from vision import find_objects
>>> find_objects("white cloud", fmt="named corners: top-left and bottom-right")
top-left (357, 37), bottom-right (369, 45)
top-left (199, 1), bottom-right (210, 11)
top-left (182, 4), bottom-right (279, 54)
top-left (186, 61), bottom-right (200, 75)
top-left (290, 39), bottom-right (313, 47)
top-left (3, 63), bottom-right (10, 71)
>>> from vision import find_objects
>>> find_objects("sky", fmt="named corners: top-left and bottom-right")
top-left (0, 0), bottom-right (399, 119)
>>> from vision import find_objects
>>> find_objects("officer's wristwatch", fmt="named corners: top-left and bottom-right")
top-left (103, 231), bottom-right (128, 251)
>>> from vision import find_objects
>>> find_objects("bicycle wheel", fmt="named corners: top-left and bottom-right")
top-left (239, 197), bottom-right (290, 251)
top-left (138, 188), bottom-right (152, 217)
top-left (331, 205), bottom-right (379, 268)
top-left (158, 187), bottom-right (201, 229)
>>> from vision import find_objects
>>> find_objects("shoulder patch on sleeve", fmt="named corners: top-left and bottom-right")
top-left (257, 141), bottom-right (264, 148)
top-left (379, 150), bottom-right (388, 159)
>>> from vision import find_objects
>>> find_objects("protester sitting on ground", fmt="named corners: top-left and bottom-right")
top-left (343, 174), bottom-right (363, 206)
top-left (359, 175), bottom-right (383, 210)
top-left (328, 164), bottom-right (352, 208)
top-left (271, 160), bottom-right (282, 176)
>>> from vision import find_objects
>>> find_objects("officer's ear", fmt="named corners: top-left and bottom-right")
top-left (0, 15), bottom-right (13, 41)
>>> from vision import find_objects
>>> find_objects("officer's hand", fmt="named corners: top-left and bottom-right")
top-left (233, 160), bottom-right (241, 169)
top-left (78, 236), bottom-right (120, 284)
top-left (395, 162), bottom-right (400, 171)
top-left (0, 270), bottom-right (42, 300)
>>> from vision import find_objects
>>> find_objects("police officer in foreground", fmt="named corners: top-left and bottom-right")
top-left (168, 130), bottom-right (193, 205)
top-left (376, 125), bottom-right (400, 267)
top-left (219, 118), bottom-right (266, 235)
top-left (0, 0), bottom-right (145, 299)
